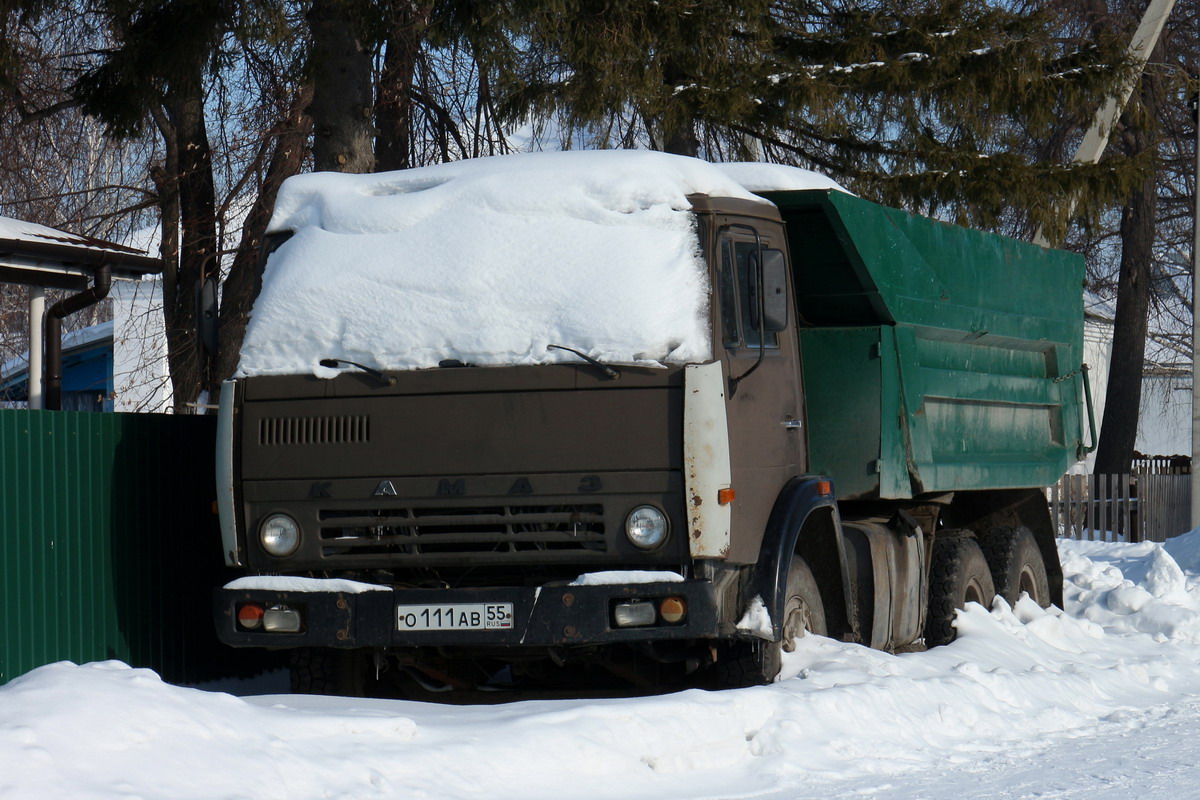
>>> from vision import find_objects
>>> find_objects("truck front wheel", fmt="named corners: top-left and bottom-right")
top-left (716, 556), bottom-right (826, 687)
top-left (924, 534), bottom-right (995, 647)
top-left (289, 648), bottom-right (369, 696)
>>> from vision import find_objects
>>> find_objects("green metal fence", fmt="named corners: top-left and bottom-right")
top-left (0, 410), bottom-right (252, 685)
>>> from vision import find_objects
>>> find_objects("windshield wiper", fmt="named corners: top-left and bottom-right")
top-left (547, 344), bottom-right (621, 380)
top-left (319, 358), bottom-right (397, 386)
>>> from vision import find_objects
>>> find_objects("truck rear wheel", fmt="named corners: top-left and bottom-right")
top-left (924, 533), bottom-right (995, 647)
top-left (978, 525), bottom-right (1050, 608)
top-left (717, 556), bottom-right (826, 687)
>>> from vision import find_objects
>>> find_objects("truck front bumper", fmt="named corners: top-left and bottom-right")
top-left (215, 578), bottom-right (722, 649)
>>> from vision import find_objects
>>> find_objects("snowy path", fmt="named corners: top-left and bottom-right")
top-left (6, 535), bottom-right (1200, 800)
top-left (763, 697), bottom-right (1200, 799)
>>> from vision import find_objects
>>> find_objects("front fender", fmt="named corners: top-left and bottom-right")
top-left (745, 476), bottom-right (853, 642)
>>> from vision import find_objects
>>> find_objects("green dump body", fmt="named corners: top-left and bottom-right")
top-left (760, 189), bottom-right (1087, 501)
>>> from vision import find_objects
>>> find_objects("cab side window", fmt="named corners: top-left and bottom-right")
top-left (719, 235), bottom-right (780, 350)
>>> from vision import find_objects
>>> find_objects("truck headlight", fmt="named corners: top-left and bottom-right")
top-left (260, 513), bottom-right (300, 557)
top-left (264, 604), bottom-right (303, 633)
top-left (625, 505), bottom-right (668, 549)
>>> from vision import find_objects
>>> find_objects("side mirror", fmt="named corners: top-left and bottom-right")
top-left (762, 249), bottom-right (789, 331)
top-left (197, 274), bottom-right (219, 356)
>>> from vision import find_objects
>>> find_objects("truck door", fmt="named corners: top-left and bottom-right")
top-left (714, 220), bottom-right (806, 562)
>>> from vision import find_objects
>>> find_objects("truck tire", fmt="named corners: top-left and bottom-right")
top-left (289, 648), bottom-right (367, 696)
top-left (978, 525), bottom-right (1050, 608)
top-left (717, 556), bottom-right (826, 687)
top-left (923, 533), bottom-right (995, 647)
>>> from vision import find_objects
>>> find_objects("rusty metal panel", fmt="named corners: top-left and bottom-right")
top-left (0, 410), bottom-right (240, 685)
top-left (683, 361), bottom-right (732, 558)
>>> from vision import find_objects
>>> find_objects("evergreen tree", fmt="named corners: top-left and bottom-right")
top-left (4, 0), bottom-right (1187, 434)
top-left (503, 0), bottom-right (773, 155)
top-left (505, 0), bottom-right (1144, 234)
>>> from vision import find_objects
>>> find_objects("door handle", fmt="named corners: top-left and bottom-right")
top-left (781, 419), bottom-right (802, 430)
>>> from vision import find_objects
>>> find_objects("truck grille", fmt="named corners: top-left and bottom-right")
top-left (317, 504), bottom-right (607, 557)
top-left (259, 415), bottom-right (370, 446)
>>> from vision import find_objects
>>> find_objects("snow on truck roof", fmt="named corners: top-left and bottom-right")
top-left (238, 150), bottom-right (848, 378)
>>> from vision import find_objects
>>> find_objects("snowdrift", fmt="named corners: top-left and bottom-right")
top-left (7, 533), bottom-right (1200, 799)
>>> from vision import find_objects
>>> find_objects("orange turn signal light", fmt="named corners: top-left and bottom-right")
top-left (237, 603), bottom-right (265, 630)
top-left (817, 480), bottom-right (833, 497)
top-left (717, 488), bottom-right (736, 505)
top-left (659, 596), bottom-right (687, 624)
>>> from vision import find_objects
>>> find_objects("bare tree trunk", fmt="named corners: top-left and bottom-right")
top-left (151, 66), bottom-right (217, 411)
top-left (307, 0), bottom-right (375, 174)
top-left (150, 109), bottom-right (180, 324)
top-left (212, 85), bottom-right (314, 386)
top-left (376, 3), bottom-right (430, 172)
top-left (1094, 132), bottom-right (1157, 475)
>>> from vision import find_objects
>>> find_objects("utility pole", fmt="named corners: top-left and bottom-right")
top-left (1190, 90), bottom-right (1200, 529)
top-left (1032, 0), bottom-right (1176, 248)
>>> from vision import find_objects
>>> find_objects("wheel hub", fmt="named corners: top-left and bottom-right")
top-left (780, 600), bottom-right (811, 653)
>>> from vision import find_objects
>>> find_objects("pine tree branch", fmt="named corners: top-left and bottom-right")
top-left (17, 96), bottom-right (82, 125)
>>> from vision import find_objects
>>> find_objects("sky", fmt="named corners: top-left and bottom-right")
top-left (6, 533), bottom-right (1200, 799)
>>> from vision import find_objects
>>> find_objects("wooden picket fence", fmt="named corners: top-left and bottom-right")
top-left (1131, 454), bottom-right (1192, 475)
top-left (1050, 473), bottom-right (1192, 543)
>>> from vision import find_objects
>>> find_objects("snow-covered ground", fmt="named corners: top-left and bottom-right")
top-left (7, 534), bottom-right (1200, 799)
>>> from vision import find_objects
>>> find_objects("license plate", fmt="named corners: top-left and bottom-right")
top-left (396, 603), bottom-right (514, 631)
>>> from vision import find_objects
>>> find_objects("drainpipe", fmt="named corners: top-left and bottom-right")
top-left (27, 288), bottom-right (45, 410)
top-left (44, 264), bottom-right (112, 411)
